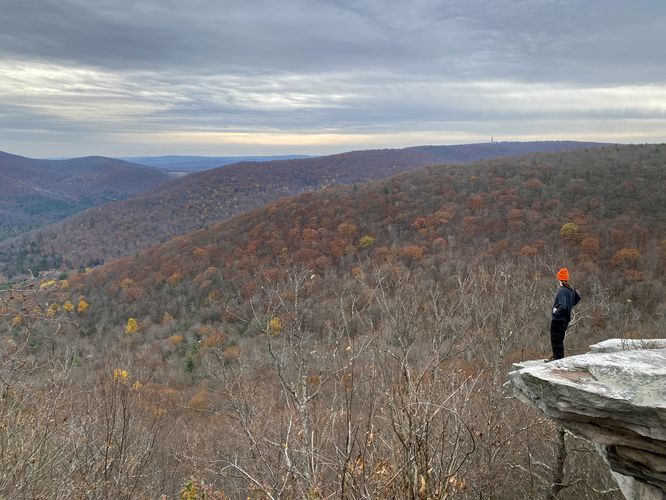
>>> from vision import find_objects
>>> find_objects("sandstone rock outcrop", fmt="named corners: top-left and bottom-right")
top-left (507, 339), bottom-right (666, 500)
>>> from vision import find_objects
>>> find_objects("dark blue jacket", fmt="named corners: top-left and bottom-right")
top-left (551, 285), bottom-right (581, 322)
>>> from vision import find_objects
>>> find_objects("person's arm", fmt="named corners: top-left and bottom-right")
top-left (552, 289), bottom-right (565, 315)
top-left (573, 288), bottom-right (581, 306)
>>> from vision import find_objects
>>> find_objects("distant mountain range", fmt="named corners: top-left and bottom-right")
top-left (121, 155), bottom-right (313, 173)
top-left (0, 141), bottom-right (607, 276)
top-left (0, 151), bottom-right (170, 241)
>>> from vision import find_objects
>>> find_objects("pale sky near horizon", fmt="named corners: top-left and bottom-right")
top-left (1, 0), bottom-right (665, 158)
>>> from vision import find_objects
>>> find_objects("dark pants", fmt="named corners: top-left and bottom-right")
top-left (550, 320), bottom-right (568, 359)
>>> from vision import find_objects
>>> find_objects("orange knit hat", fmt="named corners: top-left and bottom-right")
top-left (557, 268), bottom-right (569, 281)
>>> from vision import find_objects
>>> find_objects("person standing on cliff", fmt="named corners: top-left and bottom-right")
top-left (547, 268), bottom-right (581, 361)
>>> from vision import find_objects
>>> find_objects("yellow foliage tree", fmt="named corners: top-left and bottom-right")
top-left (125, 317), bottom-right (139, 334)
top-left (77, 299), bottom-right (89, 314)
top-left (63, 301), bottom-right (74, 313)
top-left (358, 235), bottom-right (376, 249)
top-left (113, 368), bottom-right (129, 383)
top-left (39, 279), bottom-right (57, 290)
top-left (559, 222), bottom-right (580, 241)
top-left (268, 316), bottom-right (282, 335)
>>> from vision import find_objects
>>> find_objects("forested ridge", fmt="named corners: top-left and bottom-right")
top-left (0, 141), bottom-right (604, 277)
top-left (0, 151), bottom-right (169, 241)
top-left (1, 143), bottom-right (663, 498)
top-left (71, 143), bottom-right (664, 327)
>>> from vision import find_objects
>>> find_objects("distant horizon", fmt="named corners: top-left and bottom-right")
top-left (3, 137), bottom-right (637, 161)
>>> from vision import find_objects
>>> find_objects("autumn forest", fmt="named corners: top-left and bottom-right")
top-left (1, 143), bottom-right (664, 498)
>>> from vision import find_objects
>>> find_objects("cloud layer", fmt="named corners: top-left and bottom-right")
top-left (2, 0), bottom-right (665, 156)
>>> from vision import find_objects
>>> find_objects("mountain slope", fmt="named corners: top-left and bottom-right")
top-left (0, 141), bottom-right (605, 276)
top-left (0, 151), bottom-right (170, 240)
top-left (69, 143), bottom-right (665, 330)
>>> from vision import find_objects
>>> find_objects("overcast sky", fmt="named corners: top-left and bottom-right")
top-left (2, 0), bottom-right (665, 157)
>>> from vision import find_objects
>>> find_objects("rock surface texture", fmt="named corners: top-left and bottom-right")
top-left (507, 339), bottom-right (666, 500)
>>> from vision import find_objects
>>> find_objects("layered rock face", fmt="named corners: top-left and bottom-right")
top-left (507, 339), bottom-right (666, 500)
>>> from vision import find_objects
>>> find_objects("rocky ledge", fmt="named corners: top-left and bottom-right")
top-left (507, 339), bottom-right (666, 500)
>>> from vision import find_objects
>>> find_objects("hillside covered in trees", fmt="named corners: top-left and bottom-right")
top-left (0, 151), bottom-right (170, 241)
top-left (70, 143), bottom-right (665, 329)
top-left (2, 143), bottom-right (663, 498)
top-left (0, 141), bottom-right (605, 277)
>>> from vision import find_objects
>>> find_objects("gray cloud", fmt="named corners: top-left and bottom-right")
top-left (4, 0), bottom-right (665, 82)
top-left (1, 0), bottom-right (665, 156)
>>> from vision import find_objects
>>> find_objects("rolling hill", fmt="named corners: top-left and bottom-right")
top-left (0, 141), bottom-right (606, 276)
top-left (67, 143), bottom-right (665, 331)
top-left (0, 151), bottom-right (170, 241)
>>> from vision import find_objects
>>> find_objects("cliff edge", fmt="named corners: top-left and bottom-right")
top-left (507, 339), bottom-right (666, 500)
